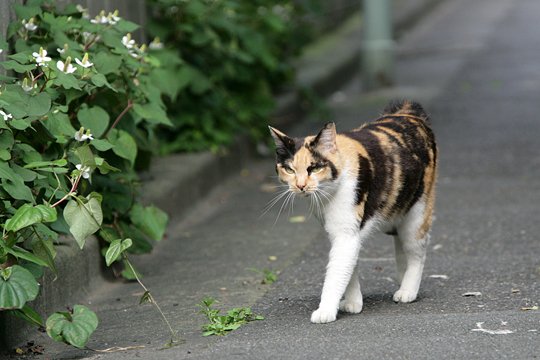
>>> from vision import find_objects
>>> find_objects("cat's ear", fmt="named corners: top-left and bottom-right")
top-left (269, 126), bottom-right (295, 158)
top-left (313, 122), bottom-right (337, 154)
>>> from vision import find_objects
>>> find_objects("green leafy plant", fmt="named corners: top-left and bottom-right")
top-left (198, 297), bottom-right (264, 336)
top-left (248, 267), bottom-right (278, 285)
top-left (146, 0), bottom-right (311, 153)
top-left (0, 0), bottom-right (175, 348)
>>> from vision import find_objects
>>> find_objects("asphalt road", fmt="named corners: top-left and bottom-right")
top-left (23, 0), bottom-right (539, 358)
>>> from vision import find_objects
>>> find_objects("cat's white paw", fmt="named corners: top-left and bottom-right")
top-left (339, 299), bottom-right (363, 313)
top-left (393, 289), bottom-right (418, 303)
top-left (311, 308), bottom-right (337, 323)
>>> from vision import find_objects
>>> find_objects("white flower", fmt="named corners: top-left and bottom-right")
top-left (23, 18), bottom-right (38, 31)
top-left (0, 110), bottom-right (13, 121)
top-left (32, 47), bottom-right (52, 67)
top-left (56, 57), bottom-right (77, 74)
top-left (57, 47), bottom-right (65, 54)
top-left (122, 34), bottom-right (135, 49)
top-left (107, 10), bottom-right (121, 25)
top-left (0, 49), bottom-right (3, 55)
top-left (21, 78), bottom-right (35, 92)
top-left (74, 127), bottom-right (94, 142)
top-left (75, 53), bottom-right (93, 68)
top-left (82, 32), bottom-right (92, 42)
top-left (75, 164), bottom-right (92, 179)
top-left (149, 37), bottom-right (164, 50)
top-left (76, 5), bottom-right (90, 19)
top-left (91, 11), bottom-right (109, 24)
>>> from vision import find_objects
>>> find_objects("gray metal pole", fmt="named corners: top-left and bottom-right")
top-left (361, 0), bottom-right (395, 90)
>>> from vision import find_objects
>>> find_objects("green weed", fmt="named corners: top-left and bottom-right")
top-left (198, 297), bottom-right (264, 337)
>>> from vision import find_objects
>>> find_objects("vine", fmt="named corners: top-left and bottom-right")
top-left (0, 0), bottom-right (175, 349)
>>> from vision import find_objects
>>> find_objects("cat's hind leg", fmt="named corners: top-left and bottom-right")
top-left (393, 200), bottom-right (431, 303)
top-left (393, 235), bottom-right (406, 284)
top-left (339, 265), bottom-right (363, 314)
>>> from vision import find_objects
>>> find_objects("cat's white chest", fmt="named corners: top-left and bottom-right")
top-left (323, 170), bottom-right (359, 237)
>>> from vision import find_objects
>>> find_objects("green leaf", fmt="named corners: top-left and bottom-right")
top-left (104, 238), bottom-right (132, 266)
top-left (0, 163), bottom-right (34, 202)
top-left (4, 204), bottom-right (57, 233)
top-left (5, 246), bottom-right (49, 268)
top-left (129, 204), bottom-right (168, 241)
top-left (24, 159), bottom-right (68, 169)
top-left (0, 265), bottom-right (39, 310)
top-left (8, 52), bottom-right (30, 64)
top-left (118, 222), bottom-right (153, 254)
top-left (151, 68), bottom-right (182, 100)
top-left (90, 139), bottom-right (113, 152)
top-left (54, 72), bottom-right (81, 90)
top-left (13, 304), bottom-right (44, 327)
top-left (115, 19), bottom-right (139, 33)
top-left (42, 111), bottom-right (76, 143)
top-left (0, 60), bottom-right (36, 73)
top-left (46, 305), bottom-right (98, 349)
top-left (90, 73), bottom-right (116, 91)
top-left (120, 259), bottom-right (142, 280)
top-left (1, 178), bottom-right (34, 202)
top-left (11, 163), bottom-right (37, 182)
top-left (94, 157), bottom-right (120, 174)
top-left (77, 105), bottom-right (110, 138)
top-left (32, 237), bottom-right (57, 273)
top-left (108, 129), bottom-right (137, 165)
top-left (26, 93), bottom-right (51, 117)
top-left (0, 130), bottom-right (14, 160)
top-left (14, 4), bottom-right (42, 19)
top-left (74, 144), bottom-right (95, 168)
top-left (133, 102), bottom-right (172, 126)
top-left (93, 52), bottom-right (122, 75)
top-left (139, 290), bottom-right (152, 304)
top-left (63, 197), bottom-right (103, 249)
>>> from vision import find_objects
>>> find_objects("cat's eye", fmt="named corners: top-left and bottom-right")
top-left (283, 166), bottom-right (295, 174)
top-left (308, 164), bottom-right (325, 174)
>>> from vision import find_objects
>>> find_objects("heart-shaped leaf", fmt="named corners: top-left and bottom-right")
top-left (63, 197), bottom-right (103, 249)
top-left (0, 265), bottom-right (39, 310)
top-left (77, 105), bottom-right (110, 138)
top-left (129, 204), bottom-right (168, 241)
top-left (105, 238), bottom-right (132, 266)
top-left (46, 305), bottom-right (98, 348)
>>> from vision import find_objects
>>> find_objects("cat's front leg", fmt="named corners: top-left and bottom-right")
top-left (339, 265), bottom-right (363, 314)
top-left (311, 233), bottom-right (361, 324)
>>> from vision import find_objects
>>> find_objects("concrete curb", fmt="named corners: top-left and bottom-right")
top-left (0, 0), bottom-right (445, 350)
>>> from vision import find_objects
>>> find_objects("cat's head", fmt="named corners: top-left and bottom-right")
top-left (269, 122), bottom-right (340, 195)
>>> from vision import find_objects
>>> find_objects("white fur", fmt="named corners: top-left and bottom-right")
top-left (311, 168), bottom-right (376, 323)
top-left (311, 168), bottom-right (430, 323)
top-left (393, 201), bottom-right (428, 303)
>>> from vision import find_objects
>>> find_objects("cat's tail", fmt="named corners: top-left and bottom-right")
top-left (382, 100), bottom-right (430, 124)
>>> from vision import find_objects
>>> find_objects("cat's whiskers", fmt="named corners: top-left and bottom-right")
top-left (274, 190), bottom-right (296, 225)
top-left (260, 189), bottom-right (290, 218)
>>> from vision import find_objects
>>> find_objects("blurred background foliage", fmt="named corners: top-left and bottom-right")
top-left (145, 0), bottom-right (324, 153)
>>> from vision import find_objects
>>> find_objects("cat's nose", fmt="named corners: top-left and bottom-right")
top-left (297, 184), bottom-right (306, 191)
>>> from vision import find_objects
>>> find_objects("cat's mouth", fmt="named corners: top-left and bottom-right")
top-left (293, 188), bottom-right (314, 197)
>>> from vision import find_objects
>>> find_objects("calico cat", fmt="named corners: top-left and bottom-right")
top-left (268, 100), bottom-right (437, 323)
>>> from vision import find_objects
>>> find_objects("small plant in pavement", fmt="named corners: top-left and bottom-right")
top-left (248, 268), bottom-right (278, 284)
top-left (198, 297), bottom-right (264, 336)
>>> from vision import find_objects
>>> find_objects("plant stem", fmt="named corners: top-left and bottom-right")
top-left (122, 254), bottom-right (179, 344)
top-left (51, 174), bottom-right (81, 208)
top-left (103, 99), bottom-right (133, 138)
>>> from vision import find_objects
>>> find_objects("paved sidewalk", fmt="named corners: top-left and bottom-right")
top-left (17, 0), bottom-right (539, 358)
